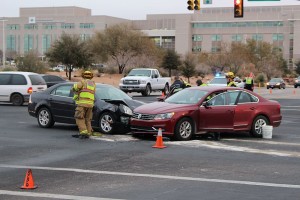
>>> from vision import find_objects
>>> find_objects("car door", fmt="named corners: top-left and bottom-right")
top-left (199, 91), bottom-right (238, 132)
top-left (150, 70), bottom-right (159, 90)
top-left (49, 84), bottom-right (76, 123)
top-left (233, 91), bottom-right (259, 131)
top-left (0, 74), bottom-right (12, 101)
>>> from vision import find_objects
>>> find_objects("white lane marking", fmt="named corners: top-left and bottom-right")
top-left (0, 164), bottom-right (300, 189)
top-left (91, 135), bottom-right (138, 142)
top-left (0, 190), bottom-right (123, 200)
top-left (281, 109), bottom-right (300, 111)
top-left (167, 141), bottom-right (300, 158)
top-left (223, 139), bottom-right (300, 146)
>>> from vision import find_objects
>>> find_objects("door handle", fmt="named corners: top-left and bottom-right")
top-left (250, 107), bottom-right (256, 110)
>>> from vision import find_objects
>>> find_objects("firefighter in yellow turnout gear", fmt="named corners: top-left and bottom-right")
top-left (72, 71), bottom-right (96, 139)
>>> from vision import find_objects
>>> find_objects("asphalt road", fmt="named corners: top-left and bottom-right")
top-left (0, 87), bottom-right (300, 200)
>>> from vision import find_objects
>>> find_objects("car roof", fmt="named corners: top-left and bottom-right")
top-left (188, 86), bottom-right (244, 92)
top-left (55, 82), bottom-right (113, 87)
top-left (0, 71), bottom-right (39, 75)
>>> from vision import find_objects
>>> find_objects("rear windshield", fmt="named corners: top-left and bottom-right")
top-left (210, 77), bottom-right (227, 84)
top-left (29, 75), bottom-right (46, 85)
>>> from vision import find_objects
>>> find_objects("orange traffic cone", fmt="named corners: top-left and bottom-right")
top-left (152, 128), bottom-right (166, 149)
top-left (21, 169), bottom-right (37, 189)
top-left (161, 91), bottom-right (165, 97)
top-left (269, 89), bottom-right (272, 94)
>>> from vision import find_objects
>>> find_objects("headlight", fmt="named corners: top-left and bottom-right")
top-left (276, 83), bottom-right (280, 85)
top-left (120, 104), bottom-right (133, 115)
top-left (140, 80), bottom-right (146, 84)
top-left (120, 79), bottom-right (124, 84)
top-left (266, 83), bottom-right (269, 85)
top-left (154, 112), bottom-right (174, 120)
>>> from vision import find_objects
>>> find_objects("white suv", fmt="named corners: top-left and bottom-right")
top-left (0, 71), bottom-right (47, 106)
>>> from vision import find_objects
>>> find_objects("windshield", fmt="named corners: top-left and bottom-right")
top-left (95, 85), bottom-right (131, 100)
top-left (165, 89), bottom-right (208, 104)
top-left (270, 78), bottom-right (281, 82)
top-left (128, 69), bottom-right (151, 77)
top-left (209, 77), bottom-right (227, 84)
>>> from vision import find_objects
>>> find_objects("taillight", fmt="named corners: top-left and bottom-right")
top-left (27, 87), bottom-right (33, 94)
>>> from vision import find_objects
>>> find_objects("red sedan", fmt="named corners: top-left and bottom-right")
top-left (131, 87), bottom-right (282, 141)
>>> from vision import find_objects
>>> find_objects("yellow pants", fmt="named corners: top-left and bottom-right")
top-left (74, 106), bottom-right (93, 134)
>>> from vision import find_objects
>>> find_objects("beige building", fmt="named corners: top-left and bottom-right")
top-left (1, 5), bottom-right (300, 68)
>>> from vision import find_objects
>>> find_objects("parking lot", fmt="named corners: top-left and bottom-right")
top-left (0, 87), bottom-right (300, 199)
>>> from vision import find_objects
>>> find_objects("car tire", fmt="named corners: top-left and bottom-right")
top-left (11, 94), bottom-right (24, 106)
top-left (37, 107), bottom-right (55, 128)
top-left (99, 112), bottom-right (116, 134)
top-left (142, 84), bottom-right (151, 96)
top-left (250, 115), bottom-right (269, 138)
top-left (295, 85), bottom-right (297, 88)
top-left (266, 86), bottom-right (269, 89)
top-left (174, 117), bottom-right (194, 141)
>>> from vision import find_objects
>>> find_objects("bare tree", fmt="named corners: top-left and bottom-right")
top-left (90, 23), bottom-right (157, 74)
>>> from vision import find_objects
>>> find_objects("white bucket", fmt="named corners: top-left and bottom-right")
top-left (262, 125), bottom-right (273, 139)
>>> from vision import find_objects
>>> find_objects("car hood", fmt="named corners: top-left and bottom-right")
top-left (101, 98), bottom-right (145, 110)
top-left (134, 102), bottom-right (194, 114)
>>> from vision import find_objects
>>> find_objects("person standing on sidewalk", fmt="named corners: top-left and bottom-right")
top-left (72, 71), bottom-right (96, 139)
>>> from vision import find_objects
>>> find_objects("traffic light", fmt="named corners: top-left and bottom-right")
top-left (194, 0), bottom-right (200, 10)
top-left (187, 0), bottom-right (194, 10)
top-left (234, 0), bottom-right (243, 18)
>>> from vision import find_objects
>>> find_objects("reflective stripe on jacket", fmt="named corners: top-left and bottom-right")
top-left (73, 79), bottom-right (96, 106)
top-left (228, 81), bottom-right (237, 87)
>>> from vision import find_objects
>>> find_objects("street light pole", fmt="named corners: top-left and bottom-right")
top-left (1, 18), bottom-right (7, 68)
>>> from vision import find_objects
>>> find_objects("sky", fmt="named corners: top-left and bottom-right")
top-left (1, 0), bottom-right (300, 20)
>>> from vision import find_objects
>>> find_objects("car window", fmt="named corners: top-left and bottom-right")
top-left (208, 93), bottom-right (226, 106)
top-left (42, 76), bottom-right (50, 82)
top-left (0, 74), bottom-right (11, 85)
top-left (95, 85), bottom-right (131, 100)
top-left (227, 91), bottom-right (240, 105)
top-left (51, 85), bottom-right (72, 97)
top-left (166, 89), bottom-right (208, 104)
top-left (237, 92), bottom-right (252, 103)
top-left (11, 74), bottom-right (27, 85)
top-left (29, 75), bottom-right (46, 85)
top-left (209, 77), bottom-right (227, 84)
top-left (49, 75), bottom-right (64, 82)
top-left (250, 94), bottom-right (259, 102)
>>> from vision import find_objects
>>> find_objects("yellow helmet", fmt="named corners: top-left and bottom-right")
top-left (82, 71), bottom-right (93, 79)
top-left (226, 72), bottom-right (235, 79)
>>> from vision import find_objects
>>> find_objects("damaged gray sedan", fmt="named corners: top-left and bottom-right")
top-left (28, 83), bottom-right (144, 134)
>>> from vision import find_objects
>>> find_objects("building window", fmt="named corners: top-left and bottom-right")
top-left (211, 47), bottom-right (221, 53)
top-left (24, 24), bottom-right (38, 30)
top-left (24, 34), bottom-right (34, 53)
top-left (211, 35), bottom-right (221, 41)
top-left (80, 23), bottom-right (95, 29)
top-left (80, 34), bottom-right (90, 41)
top-left (42, 34), bottom-right (52, 53)
top-left (192, 21), bottom-right (283, 29)
top-left (232, 34), bottom-right (242, 42)
top-left (6, 35), bottom-right (16, 51)
top-left (252, 34), bottom-right (263, 41)
top-left (273, 34), bottom-right (284, 41)
top-left (7, 24), bottom-right (20, 30)
top-left (192, 46), bottom-right (202, 52)
top-left (61, 23), bottom-right (75, 29)
top-left (192, 35), bottom-right (202, 41)
top-left (43, 24), bottom-right (57, 30)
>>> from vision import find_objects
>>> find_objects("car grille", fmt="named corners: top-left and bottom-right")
top-left (132, 112), bottom-right (155, 120)
top-left (123, 80), bottom-right (139, 85)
